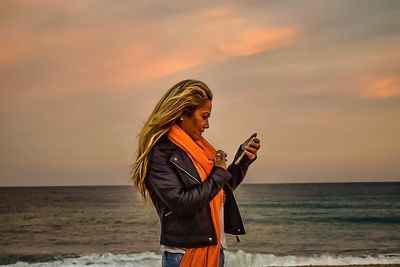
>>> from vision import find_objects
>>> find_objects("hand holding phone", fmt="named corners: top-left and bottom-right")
top-left (234, 133), bottom-right (257, 165)
top-left (214, 149), bottom-right (227, 169)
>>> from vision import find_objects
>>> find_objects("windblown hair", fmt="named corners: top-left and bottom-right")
top-left (129, 79), bottom-right (213, 202)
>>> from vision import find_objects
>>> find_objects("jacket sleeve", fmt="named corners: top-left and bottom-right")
top-left (226, 144), bottom-right (257, 191)
top-left (145, 146), bottom-right (232, 218)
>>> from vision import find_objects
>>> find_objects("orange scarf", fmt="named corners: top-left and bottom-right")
top-left (167, 123), bottom-right (224, 267)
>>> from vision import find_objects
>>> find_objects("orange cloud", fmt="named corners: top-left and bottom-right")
top-left (193, 4), bottom-right (298, 57)
top-left (359, 75), bottom-right (400, 99)
top-left (109, 4), bottom-right (298, 88)
top-left (1, 2), bottom-right (299, 96)
top-left (0, 45), bottom-right (22, 64)
top-left (219, 27), bottom-right (297, 57)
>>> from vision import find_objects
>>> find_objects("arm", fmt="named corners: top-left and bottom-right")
top-left (226, 144), bottom-right (257, 191)
top-left (145, 146), bottom-right (232, 218)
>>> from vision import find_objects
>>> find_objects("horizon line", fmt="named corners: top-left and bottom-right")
top-left (0, 180), bottom-right (399, 188)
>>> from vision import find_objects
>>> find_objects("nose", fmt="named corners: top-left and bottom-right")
top-left (204, 119), bottom-right (209, 129)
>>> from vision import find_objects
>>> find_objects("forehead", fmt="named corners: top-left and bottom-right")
top-left (197, 100), bottom-right (212, 113)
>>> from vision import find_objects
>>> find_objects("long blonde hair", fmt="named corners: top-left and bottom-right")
top-left (129, 79), bottom-right (213, 202)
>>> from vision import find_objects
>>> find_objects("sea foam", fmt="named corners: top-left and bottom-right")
top-left (3, 250), bottom-right (400, 267)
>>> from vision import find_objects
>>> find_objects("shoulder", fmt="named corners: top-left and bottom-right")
top-left (153, 134), bottom-right (178, 153)
top-left (150, 134), bottom-right (177, 163)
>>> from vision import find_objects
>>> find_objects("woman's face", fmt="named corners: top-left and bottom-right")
top-left (179, 100), bottom-right (212, 140)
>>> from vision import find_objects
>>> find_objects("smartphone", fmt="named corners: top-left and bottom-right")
top-left (234, 135), bottom-right (256, 165)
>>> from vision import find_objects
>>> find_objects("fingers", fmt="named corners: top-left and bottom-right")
top-left (245, 143), bottom-right (260, 151)
top-left (215, 150), bottom-right (227, 157)
top-left (244, 146), bottom-right (257, 154)
top-left (244, 150), bottom-right (256, 160)
top-left (215, 150), bottom-right (228, 162)
top-left (244, 138), bottom-right (261, 158)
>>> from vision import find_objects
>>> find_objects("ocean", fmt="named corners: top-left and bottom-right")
top-left (0, 182), bottom-right (399, 266)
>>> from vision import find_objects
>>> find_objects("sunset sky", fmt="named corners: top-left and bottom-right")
top-left (1, 0), bottom-right (399, 186)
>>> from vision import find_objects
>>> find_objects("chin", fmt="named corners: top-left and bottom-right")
top-left (191, 134), bottom-right (201, 141)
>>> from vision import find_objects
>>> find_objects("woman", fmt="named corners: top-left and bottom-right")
top-left (130, 79), bottom-right (260, 267)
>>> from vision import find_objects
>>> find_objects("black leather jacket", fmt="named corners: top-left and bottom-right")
top-left (145, 134), bottom-right (257, 248)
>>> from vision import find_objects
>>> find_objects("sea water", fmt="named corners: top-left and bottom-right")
top-left (0, 182), bottom-right (399, 266)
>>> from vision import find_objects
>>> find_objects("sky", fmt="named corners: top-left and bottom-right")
top-left (1, 0), bottom-right (399, 186)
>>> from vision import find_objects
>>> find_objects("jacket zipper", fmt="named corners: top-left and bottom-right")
top-left (165, 210), bottom-right (173, 217)
top-left (170, 158), bottom-right (202, 184)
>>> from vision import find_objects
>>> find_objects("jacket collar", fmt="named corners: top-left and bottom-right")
top-left (156, 134), bottom-right (202, 183)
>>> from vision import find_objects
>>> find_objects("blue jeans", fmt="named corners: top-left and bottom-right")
top-left (161, 248), bottom-right (225, 267)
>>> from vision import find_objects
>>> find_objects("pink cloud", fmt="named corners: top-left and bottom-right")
top-left (1, 3), bottom-right (299, 97)
top-left (107, 4), bottom-right (298, 88)
top-left (359, 75), bottom-right (400, 99)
